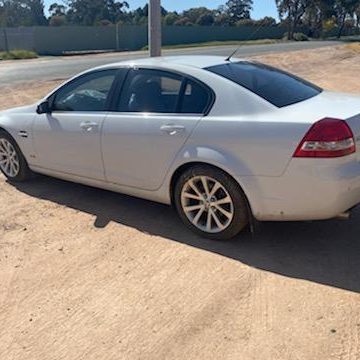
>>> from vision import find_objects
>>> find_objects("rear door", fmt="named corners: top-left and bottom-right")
top-left (102, 68), bottom-right (214, 190)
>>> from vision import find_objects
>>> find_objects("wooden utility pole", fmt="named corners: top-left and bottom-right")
top-left (148, 0), bottom-right (162, 57)
top-left (2, 28), bottom-right (9, 53)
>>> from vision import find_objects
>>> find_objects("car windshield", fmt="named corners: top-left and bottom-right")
top-left (206, 61), bottom-right (322, 108)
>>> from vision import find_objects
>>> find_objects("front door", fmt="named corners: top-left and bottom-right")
top-left (32, 69), bottom-right (118, 180)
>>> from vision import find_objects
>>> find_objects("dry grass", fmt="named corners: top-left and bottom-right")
top-left (346, 42), bottom-right (360, 53)
top-left (0, 49), bottom-right (38, 60)
top-left (250, 44), bottom-right (360, 94)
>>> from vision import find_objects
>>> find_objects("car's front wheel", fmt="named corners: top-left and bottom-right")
top-left (0, 131), bottom-right (32, 182)
top-left (174, 165), bottom-right (249, 240)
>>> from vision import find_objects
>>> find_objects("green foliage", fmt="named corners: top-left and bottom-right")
top-left (225, 0), bottom-right (253, 24)
top-left (333, 0), bottom-right (360, 37)
top-left (65, 0), bottom-right (129, 26)
top-left (276, 0), bottom-right (360, 39)
top-left (49, 2), bottom-right (66, 17)
top-left (182, 7), bottom-right (212, 24)
top-left (235, 17), bottom-right (277, 27)
top-left (196, 13), bottom-right (215, 26)
top-left (0, 0), bottom-right (47, 27)
top-left (0, 49), bottom-right (38, 60)
top-left (163, 12), bottom-right (179, 26)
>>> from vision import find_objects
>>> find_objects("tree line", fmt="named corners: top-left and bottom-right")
top-left (0, 0), bottom-right (359, 38)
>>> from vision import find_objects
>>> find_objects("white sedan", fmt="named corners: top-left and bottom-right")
top-left (1, 56), bottom-right (360, 240)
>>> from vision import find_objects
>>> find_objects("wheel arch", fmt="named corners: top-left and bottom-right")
top-left (0, 126), bottom-right (31, 165)
top-left (169, 161), bottom-right (254, 216)
top-left (0, 126), bottom-right (22, 149)
top-left (0, 126), bottom-right (9, 134)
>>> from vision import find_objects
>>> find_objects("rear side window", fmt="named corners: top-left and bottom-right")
top-left (116, 69), bottom-right (213, 115)
top-left (181, 80), bottom-right (212, 114)
top-left (206, 62), bottom-right (322, 108)
top-left (118, 69), bottom-right (182, 113)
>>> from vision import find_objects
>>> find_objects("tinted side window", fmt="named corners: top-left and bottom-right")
top-left (118, 69), bottom-right (182, 113)
top-left (52, 70), bottom-right (117, 112)
top-left (181, 80), bottom-right (212, 114)
top-left (206, 62), bottom-right (322, 108)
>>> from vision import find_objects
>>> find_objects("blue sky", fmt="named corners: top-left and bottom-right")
top-left (43, 1), bottom-right (279, 20)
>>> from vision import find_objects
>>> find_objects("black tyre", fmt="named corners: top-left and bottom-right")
top-left (174, 165), bottom-right (249, 240)
top-left (0, 130), bottom-right (32, 182)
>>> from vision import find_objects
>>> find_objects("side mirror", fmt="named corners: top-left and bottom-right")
top-left (36, 100), bottom-right (52, 114)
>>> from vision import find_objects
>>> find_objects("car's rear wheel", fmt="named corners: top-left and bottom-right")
top-left (174, 165), bottom-right (249, 240)
top-left (0, 131), bottom-right (32, 182)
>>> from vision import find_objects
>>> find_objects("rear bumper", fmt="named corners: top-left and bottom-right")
top-left (239, 155), bottom-right (360, 221)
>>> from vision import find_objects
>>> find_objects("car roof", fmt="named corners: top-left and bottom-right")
top-left (99, 55), bottom-right (243, 71)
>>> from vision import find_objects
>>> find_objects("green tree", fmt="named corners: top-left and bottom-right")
top-left (163, 12), bottom-right (179, 26)
top-left (276, 0), bottom-right (311, 39)
top-left (26, 0), bottom-right (47, 25)
top-left (196, 12), bottom-right (215, 26)
top-left (225, 0), bottom-right (253, 24)
top-left (126, 4), bottom-right (168, 25)
top-left (214, 6), bottom-right (232, 26)
top-left (65, 0), bottom-right (128, 26)
top-left (174, 16), bottom-right (193, 26)
top-left (334, 0), bottom-right (359, 37)
top-left (257, 16), bottom-right (277, 26)
top-left (302, 0), bottom-right (331, 37)
top-left (49, 2), bottom-right (66, 16)
top-left (48, 2), bottom-right (67, 26)
top-left (0, 0), bottom-right (47, 26)
top-left (182, 7), bottom-right (213, 24)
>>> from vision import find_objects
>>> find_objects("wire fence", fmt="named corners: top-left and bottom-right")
top-left (0, 25), bottom-right (288, 55)
top-left (1, 25), bottom-right (358, 56)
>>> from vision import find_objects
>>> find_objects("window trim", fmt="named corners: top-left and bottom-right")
top-left (48, 68), bottom-right (126, 113)
top-left (110, 66), bottom-right (215, 116)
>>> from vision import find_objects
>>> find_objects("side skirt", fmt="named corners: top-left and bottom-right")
top-left (29, 165), bottom-right (171, 206)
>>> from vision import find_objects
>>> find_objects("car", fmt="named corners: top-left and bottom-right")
top-left (1, 55), bottom-right (360, 240)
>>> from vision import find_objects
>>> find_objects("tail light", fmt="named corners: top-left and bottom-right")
top-left (293, 118), bottom-right (356, 158)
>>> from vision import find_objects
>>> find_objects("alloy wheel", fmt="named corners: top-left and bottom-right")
top-left (0, 138), bottom-right (20, 178)
top-left (180, 176), bottom-right (234, 234)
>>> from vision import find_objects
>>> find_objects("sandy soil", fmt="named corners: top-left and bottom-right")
top-left (1, 45), bottom-right (360, 360)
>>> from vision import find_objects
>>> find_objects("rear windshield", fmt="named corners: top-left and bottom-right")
top-left (206, 61), bottom-right (322, 108)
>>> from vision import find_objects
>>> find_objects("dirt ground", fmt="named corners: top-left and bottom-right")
top-left (1, 45), bottom-right (360, 360)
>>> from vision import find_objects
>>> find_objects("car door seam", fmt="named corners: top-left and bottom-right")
top-left (156, 115), bottom-right (205, 191)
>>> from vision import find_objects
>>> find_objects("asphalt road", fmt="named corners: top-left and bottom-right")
top-left (1, 40), bottom-right (340, 86)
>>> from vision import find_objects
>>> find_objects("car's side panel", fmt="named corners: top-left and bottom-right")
top-left (32, 112), bottom-right (106, 180)
top-left (239, 155), bottom-right (360, 221)
top-left (179, 115), bottom-right (310, 177)
top-left (0, 105), bottom-right (37, 162)
top-left (102, 113), bottom-right (202, 190)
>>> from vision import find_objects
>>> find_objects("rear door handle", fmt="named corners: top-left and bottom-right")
top-left (80, 121), bottom-right (99, 132)
top-left (160, 124), bottom-right (186, 135)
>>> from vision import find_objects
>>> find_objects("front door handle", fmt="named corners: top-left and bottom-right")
top-left (80, 121), bottom-right (99, 132)
top-left (160, 124), bottom-right (186, 136)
